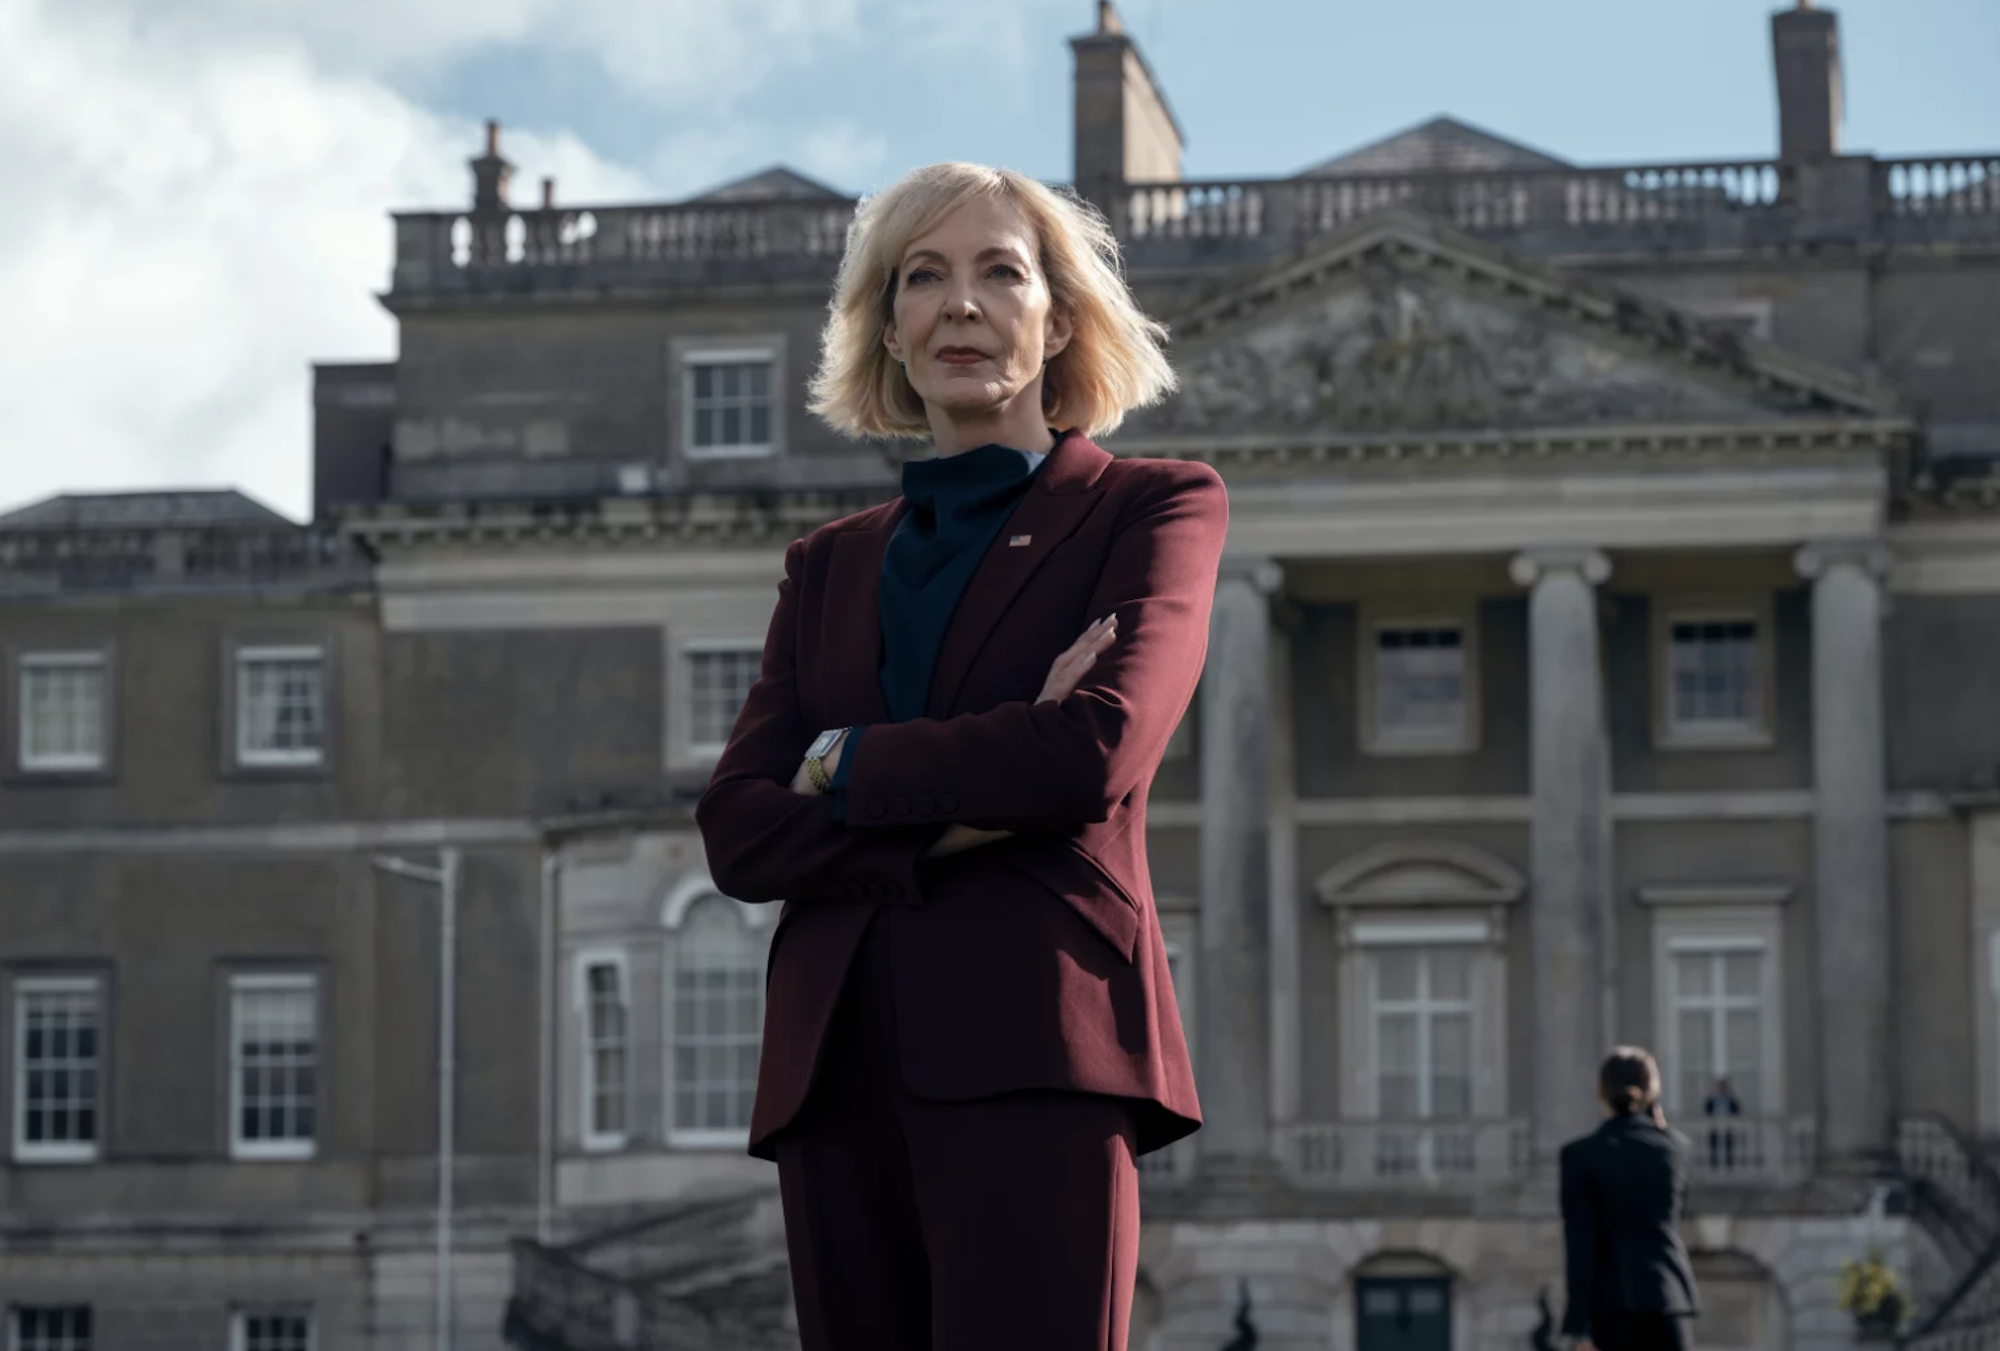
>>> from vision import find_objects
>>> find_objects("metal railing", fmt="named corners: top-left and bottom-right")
top-left (1277, 1119), bottom-right (1532, 1190)
top-left (1901, 1117), bottom-right (2000, 1347)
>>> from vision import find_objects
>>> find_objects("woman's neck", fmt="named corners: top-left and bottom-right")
top-left (923, 392), bottom-right (1057, 459)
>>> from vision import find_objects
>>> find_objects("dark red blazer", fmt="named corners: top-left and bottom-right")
top-left (696, 433), bottom-right (1225, 1161)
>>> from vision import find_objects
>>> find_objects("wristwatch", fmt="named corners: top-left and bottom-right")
top-left (803, 727), bottom-right (850, 794)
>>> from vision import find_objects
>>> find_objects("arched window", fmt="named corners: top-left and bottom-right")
top-left (668, 894), bottom-right (765, 1146)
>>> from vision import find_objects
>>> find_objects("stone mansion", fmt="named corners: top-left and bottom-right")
top-left (3, 2), bottom-right (2000, 1349)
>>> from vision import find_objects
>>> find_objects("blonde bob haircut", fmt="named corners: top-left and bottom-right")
top-left (808, 162), bottom-right (1177, 441)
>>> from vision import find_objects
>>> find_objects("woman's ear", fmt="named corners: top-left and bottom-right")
top-left (882, 320), bottom-right (905, 364)
top-left (1044, 305), bottom-right (1075, 362)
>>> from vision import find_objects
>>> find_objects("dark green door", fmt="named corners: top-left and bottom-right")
top-left (1356, 1276), bottom-right (1452, 1351)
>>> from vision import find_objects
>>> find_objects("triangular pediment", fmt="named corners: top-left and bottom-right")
top-left (1303, 116), bottom-right (1570, 178)
top-left (1127, 210), bottom-right (1898, 442)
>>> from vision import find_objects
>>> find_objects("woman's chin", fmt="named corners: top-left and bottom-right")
top-left (922, 379), bottom-right (1022, 418)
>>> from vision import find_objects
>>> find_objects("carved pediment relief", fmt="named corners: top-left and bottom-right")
top-left (1127, 212), bottom-right (1896, 441)
top-left (1313, 839), bottom-right (1525, 909)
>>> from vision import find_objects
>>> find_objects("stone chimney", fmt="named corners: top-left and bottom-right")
top-left (1069, 1), bottom-right (1184, 213)
top-left (470, 118), bottom-right (515, 215)
top-left (541, 176), bottom-right (557, 210)
top-left (1772, 0), bottom-right (1842, 161)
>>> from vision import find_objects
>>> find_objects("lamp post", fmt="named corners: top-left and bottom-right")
top-left (373, 845), bottom-right (460, 1351)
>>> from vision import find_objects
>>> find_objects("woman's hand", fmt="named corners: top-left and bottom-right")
top-left (920, 616), bottom-right (1121, 859)
top-left (1037, 613), bottom-right (1117, 703)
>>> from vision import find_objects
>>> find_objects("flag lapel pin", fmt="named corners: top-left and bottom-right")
top-left (1009, 534), bottom-right (1033, 547)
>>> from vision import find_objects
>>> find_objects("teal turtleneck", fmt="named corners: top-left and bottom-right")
top-left (828, 438), bottom-right (1052, 811)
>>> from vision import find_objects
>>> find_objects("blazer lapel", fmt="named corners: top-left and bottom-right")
top-left (822, 507), bottom-right (903, 725)
top-left (925, 435), bottom-right (1112, 719)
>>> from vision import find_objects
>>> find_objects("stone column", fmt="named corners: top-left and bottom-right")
top-left (1198, 557), bottom-right (1282, 1175)
top-left (1510, 549), bottom-right (1615, 1159)
top-left (1795, 541), bottom-right (1892, 1165)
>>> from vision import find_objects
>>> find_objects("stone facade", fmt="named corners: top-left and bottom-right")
top-left (6, 3), bottom-right (2000, 1349)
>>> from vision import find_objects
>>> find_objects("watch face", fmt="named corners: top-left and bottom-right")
top-left (807, 728), bottom-right (841, 759)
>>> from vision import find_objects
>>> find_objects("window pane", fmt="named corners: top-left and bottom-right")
top-left (1669, 619), bottom-right (1759, 729)
top-left (1375, 626), bottom-right (1466, 742)
top-left (1429, 949), bottom-right (1472, 1003)
top-left (233, 982), bottom-right (318, 1149)
top-left (1722, 951), bottom-right (1761, 998)
top-left (1374, 951), bottom-right (1419, 1003)
top-left (687, 359), bottom-right (773, 456)
top-left (1674, 953), bottom-right (1711, 998)
top-left (237, 652), bottom-right (327, 764)
top-left (721, 405), bottom-right (742, 444)
top-left (21, 658), bottom-right (107, 769)
top-left (11, 1307), bottom-right (92, 1351)
top-left (17, 985), bottom-right (101, 1153)
top-left (671, 897), bottom-right (763, 1133)
top-left (239, 1311), bottom-right (313, 1351)
top-left (687, 649), bottom-right (761, 749)
top-left (584, 960), bottom-right (628, 1139)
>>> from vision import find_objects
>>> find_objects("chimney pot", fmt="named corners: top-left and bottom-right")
top-left (542, 177), bottom-right (556, 209)
top-left (1772, 2), bottom-right (1841, 161)
top-left (1096, 0), bottom-right (1122, 34)
top-left (485, 119), bottom-right (502, 156)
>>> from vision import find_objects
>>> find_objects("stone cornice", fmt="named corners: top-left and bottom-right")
top-left (1108, 417), bottom-right (1917, 473)
top-left (341, 485), bottom-right (888, 551)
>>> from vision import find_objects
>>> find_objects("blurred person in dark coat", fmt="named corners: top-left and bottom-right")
top-left (1560, 1047), bottom-right (1700, 1351)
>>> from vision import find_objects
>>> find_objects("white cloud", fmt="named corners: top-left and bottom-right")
top-left (0, 0), bottom-right (648, 519)
top-left (0, 0), bottom-right (1078, 518)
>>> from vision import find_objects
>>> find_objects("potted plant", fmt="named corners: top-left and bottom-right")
top-left (1836, 1250), bottom-right (1908, 1341)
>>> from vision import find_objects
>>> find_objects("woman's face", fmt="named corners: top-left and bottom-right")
top-left (883, 193), bottom-right (1073, 426)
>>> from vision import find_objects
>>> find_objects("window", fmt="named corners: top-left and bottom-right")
top-left (229, 974), bottom-right (318, 1160)
top-left (1368, 945), bottom-right (1474, 1123)
top-left (235, 646), bottom-right (327, 768)
top-left (684, 351), bottom-right (775, 459)
top-left (231, 1310), bottom-right (312, 1351)
top-left (1361, 613), bottom-right (1477, 755)
top-left (9, 1308), bottom-right (90, 1351)
top-left (1655, 601), bottom-right (1772, 749)
top-left (669, 896), bottom-right (763, 1145)
top-left (1667, 940), bottom-right (1770, 1114)
top-left (577, 953), bottom-right (629, 1151)
top-left (1669, 619), bottom-right (1758, 730)
top-left (686, 646), bottom-right (761, 757)
top-left (14, 978), bottom-right (102, 1163)
top-left (17, 653), bottom-right (108, 773)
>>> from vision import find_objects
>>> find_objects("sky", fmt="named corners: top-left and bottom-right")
top-left (3, 0), bottom-right (1995, 522)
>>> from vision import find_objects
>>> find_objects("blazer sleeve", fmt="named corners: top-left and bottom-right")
top-left (695, 537), bottom-right (942, 905)
top-left (840, 464), bottom-right (1227, 834)
top-left (1559, 1142), bottom-right (1598, 1340)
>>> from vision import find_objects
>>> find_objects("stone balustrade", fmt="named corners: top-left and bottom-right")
top-left (1275, 1119), bottom-right (1533, 1191)
top-left (386, 155), bottom-right (2000, 298)
top-left (0, 525), bottom-right (366, 593)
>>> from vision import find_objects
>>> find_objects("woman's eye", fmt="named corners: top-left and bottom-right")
top-left (906, 267), bottom-right (939, 284)
top-left (989, 264), bottom-right (1024, 280)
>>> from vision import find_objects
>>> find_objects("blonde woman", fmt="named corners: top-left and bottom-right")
top-left (697, 162), bottom-right (1226, 1351)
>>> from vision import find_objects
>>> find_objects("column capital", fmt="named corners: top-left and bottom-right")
top-left (1509, 548), bottom-right (1611, 589)
top-left (1217, 555), bottom-right (1285, 596)
top-left (1794, 539), bottom-right (1890, 582)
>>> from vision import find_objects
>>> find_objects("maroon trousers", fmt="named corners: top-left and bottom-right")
top-left (774, 911), bottom-right (1141, 1351)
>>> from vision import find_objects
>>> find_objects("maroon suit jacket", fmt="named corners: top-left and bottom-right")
top-left (696, 433), bottom-right (1224, 1161)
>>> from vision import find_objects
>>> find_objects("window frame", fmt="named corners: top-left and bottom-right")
top-left (7, 1305), bottom-right (92, 1351)
top-left (226, 971), bottom-right (322, 1162)
top-left (662, 886), bottom-right (772, 1150)
top-left (11, 974), bottom-right (105, 1165)
top-left (1337, 916), bottom-right (1508, 1122)
top-left (671, 637), bottom-right (766, 770)
top-left (675, 341), bottom-right (784, 462)
top-left (1648, 900), bottom-right (1786, 1116)
top-left (573, 947), bottom-right (631, 1154)
top-left (1652, 595), bottom-right (1776, 752)
top-left (1357, 603), bottom-right (1481, 757)
top-left (226, 639), bottom-right (334, 774)
top-left (13, 650), bottom-right (113, 776)
top-left (228, 1308), bottom-right (315, 1351)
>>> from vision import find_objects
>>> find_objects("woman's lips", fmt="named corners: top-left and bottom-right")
top-left (936, 349), bottom-right (986, 365)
